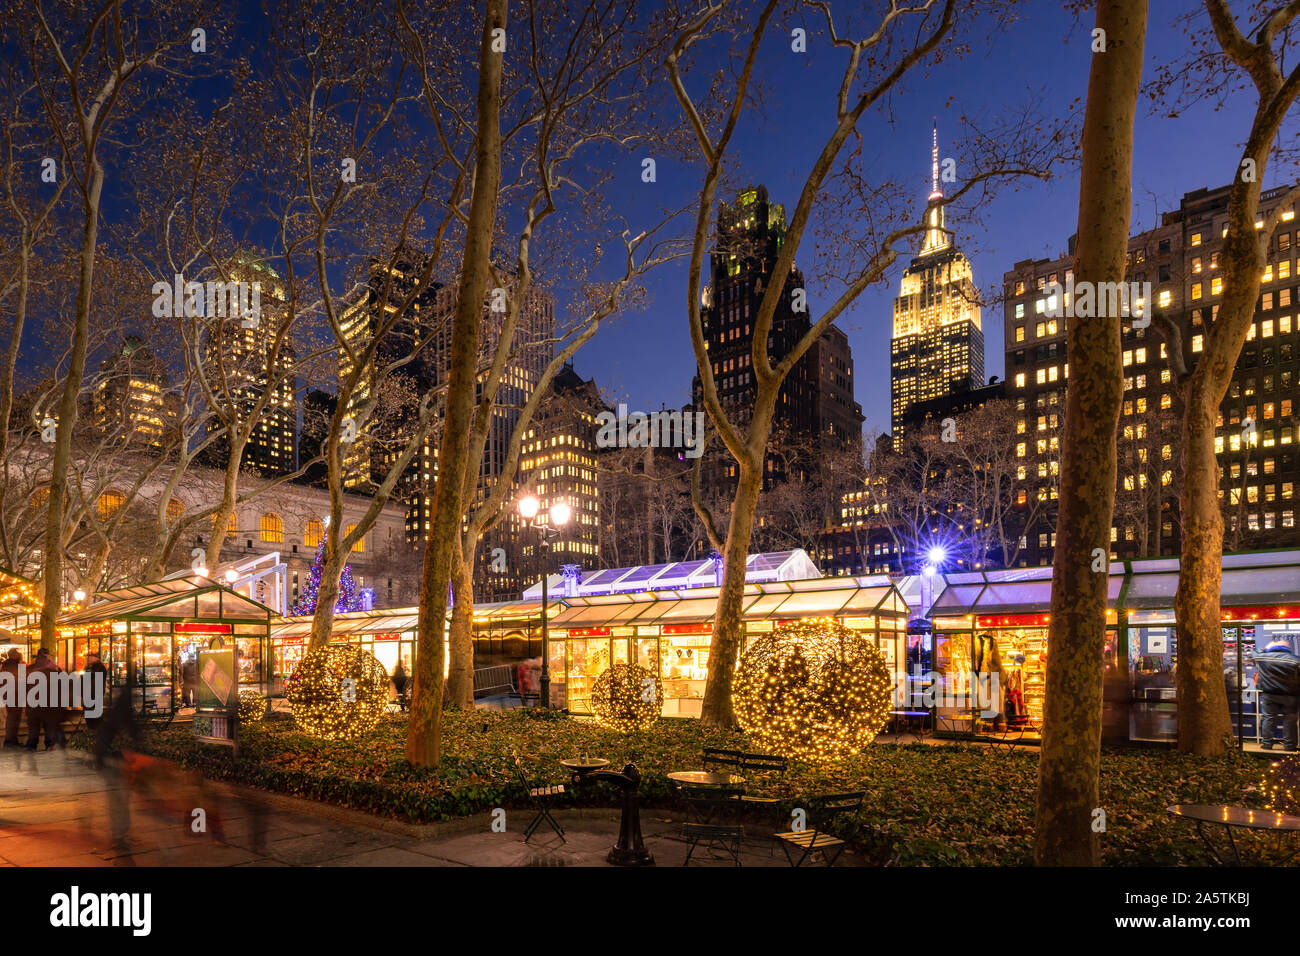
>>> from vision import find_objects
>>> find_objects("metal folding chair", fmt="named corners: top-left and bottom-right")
top-left (514, 755), bottom-right (566, 843)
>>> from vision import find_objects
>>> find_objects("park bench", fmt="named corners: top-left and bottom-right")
top-left (473, 665), bottom-right (523, 705)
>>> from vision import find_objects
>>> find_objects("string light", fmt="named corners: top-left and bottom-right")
top-left (1262, 757), bottom-right (1300, 814)
top-left (285, 644), bottom-right (388, 740)
top-left (733, 617), bottom-right (892, 763)
top-left (590, 662), bottom-right (663, 732)
top-left (237, 690), bottom-right (268, 724)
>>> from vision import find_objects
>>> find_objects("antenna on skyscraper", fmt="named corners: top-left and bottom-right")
top-left (929, 119), bottom-right (942, 201)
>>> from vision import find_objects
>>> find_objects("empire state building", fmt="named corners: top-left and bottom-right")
top-left (889, 124), bottom-right (984, 436)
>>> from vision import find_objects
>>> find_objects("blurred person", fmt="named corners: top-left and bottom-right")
top-left (2, 649), bottom-right (22, 746)
top-left (1255, 639), bottom-right (1300, 751)
top-left (84, 652), bottom-right (109, 730)
top-left (25, 648), bottom-right (62, 751)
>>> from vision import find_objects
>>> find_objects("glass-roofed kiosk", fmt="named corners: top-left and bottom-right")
top-left (927, 549), bottom-right (1300, 747)
top-left (487, 565), bottom-right (909, 718)
top-left (52, 576), bottom-right (275, 716)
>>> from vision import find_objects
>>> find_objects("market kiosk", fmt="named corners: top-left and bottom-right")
top-left (529, 574), bottom-right (909, 718)
top-left (926, 564), bottom-right (1126, 742)
top-left (52, 576), bottom-right (275, 716)
top-left (1122, 549), bottom-right (1300, 745)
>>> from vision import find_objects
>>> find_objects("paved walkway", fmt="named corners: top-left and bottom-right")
top-left (0, 747), bottom-right (866, 867)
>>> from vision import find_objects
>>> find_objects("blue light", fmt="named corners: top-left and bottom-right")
top-left (926, 545), bottom-right (947, 565)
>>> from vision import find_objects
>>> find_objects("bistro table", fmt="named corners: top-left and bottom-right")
top-left (1167, 803), bottom-right (1300, 865)
top-left (667, 771), bottom-right (746, 788)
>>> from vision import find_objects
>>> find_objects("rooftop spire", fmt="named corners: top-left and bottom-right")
top-left (929, 119), bottom-right (942, 200)
top-left (921, 119), bottom-right (950, 256)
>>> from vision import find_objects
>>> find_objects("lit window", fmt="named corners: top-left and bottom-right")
top-left (260, 513), bottom-right (284, 543)
top-left (97, 491), bottom-right (124, 522)
top-left (346, 524), bottom-right (365, 553)
top-left (304, 519), bottom-right (324, 548)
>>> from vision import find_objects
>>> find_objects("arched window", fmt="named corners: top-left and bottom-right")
top-left (213, 511), bottom-right (238, 539)
top-left (304, 519), bottom-right (324, 548)
top-left (96, 490), bottom-right (124, 522)
top-left (260, 512), bottom-right (284, 543)
top-left (345, 523), bottom-right (365, 553)
top-left (166, 498), bottom-right (185, 523)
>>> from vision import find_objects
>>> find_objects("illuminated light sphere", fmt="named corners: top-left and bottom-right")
top-left (589, 662), bottom-right (663, 732)
top-left (550, 501), bottom-right (572, 526)
top-left (518, 495), bottom-right (540, 519)
top-left (285, 644), bottom-right (389, 741)
top-left (237, 690), bottom-right (268, 723)
top-left (1261, 756), bottom-right (1300, 814)
top-left (733, 618), bottom-right (892, 763)
top-left (927, 545), bottom-right (947, 565)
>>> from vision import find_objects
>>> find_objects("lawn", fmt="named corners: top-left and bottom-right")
top-left (87, 709), bottom-right (1280, 866)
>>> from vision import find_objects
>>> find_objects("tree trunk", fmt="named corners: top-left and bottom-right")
top-left (406, 0), bottom-right (506, 767)
top-left (1035, 0), bottom-right (1145, 868)
top-left (446, 540), bottom-right (476, 708)
top-left (700, 457), bottom-right (762, 728)
top-left (40, 161), bottom-right (104, 648)
top-left (1174, 378), bottom-right (1232, 753)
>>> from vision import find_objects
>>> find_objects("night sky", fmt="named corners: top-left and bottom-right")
top-left (577, 0), bottom-right (1269, 439)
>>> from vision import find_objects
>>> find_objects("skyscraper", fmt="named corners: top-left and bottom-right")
top-left (692, 184), bottom-right (863, 501)
top-left (93, 335), bottom-right (176, 447)
top-left (339, 249), bottom-right (555, 550)
top-left (890, 124), bottom-right (984, 436)
top-left (202, 253), bottom-right (297, 476)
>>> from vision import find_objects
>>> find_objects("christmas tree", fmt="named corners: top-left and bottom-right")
top-left (290, 540), bottom-right (363, 615)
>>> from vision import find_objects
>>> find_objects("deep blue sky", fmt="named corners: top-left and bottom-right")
top-left (574, 0), bottom-right (1269, 438)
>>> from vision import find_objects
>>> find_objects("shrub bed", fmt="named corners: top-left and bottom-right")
top-left (78, 709), bottom-right (1271, 865)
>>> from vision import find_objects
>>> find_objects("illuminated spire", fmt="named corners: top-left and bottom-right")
top-left (922, 120), bottom-right (949, 256)
top-left (929, 119), bottom-right (942, 200)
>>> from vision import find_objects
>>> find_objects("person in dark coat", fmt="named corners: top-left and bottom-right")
top-left (83, 652), bottom-right (109, 730)
top-left (180, 656), bottom-right (198, 707)
top-left (392, 661), bottom-right (408, 711)
top-left (1, 649), bottom-right (22, 746)
top-left (25, 648), bottom-right (63, 750)
top-left (1255, 639), bottom-right (1300, 750)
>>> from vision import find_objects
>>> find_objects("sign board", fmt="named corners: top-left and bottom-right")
top-left (197, 647), bottom-right (236, 710)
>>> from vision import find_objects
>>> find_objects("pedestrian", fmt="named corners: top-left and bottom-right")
top-left (392, 661), bottom-right (408, 711)
top-left (1, 649), bottom-right (22, 747)
top-left (84, 652), bottom-right (109, 730)
top-left (181, 655), bottom-right (198, 707)
top-left (25, 647), bottom-right (63, 751)
top-left (1254, 639), bottom-right (1300, 751)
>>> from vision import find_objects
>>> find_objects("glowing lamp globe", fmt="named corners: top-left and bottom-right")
top-left (589, 662), bottom-right (663, 732)
top-left (732, 618), bottom-right (892, 762)
top-left (550, 501), bottom-right (572, 526)
top-left (926, 545), bottom-right (947, 565)
top-left (237, 690), bottom-right (268, 724)
top-left (285, 645), bottom-right (389, 741)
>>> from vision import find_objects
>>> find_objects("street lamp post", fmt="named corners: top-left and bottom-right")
top-left (518, 495), bottom-right (571, 708)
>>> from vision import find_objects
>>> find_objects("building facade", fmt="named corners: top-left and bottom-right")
top-left (890, 126), bottom-right (985, 437)
top-left (692, 184), bottom-right (864, 503)
top-left (1003, 182), bottom-right (1300, 566)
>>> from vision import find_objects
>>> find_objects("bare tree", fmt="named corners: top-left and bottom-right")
top-left (1146, 0), bottom-right (1300, 755)
top-left (1037, 0), bottom-right (1146, 867)
top-left (669, 0), bottom-right (1063, 727)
